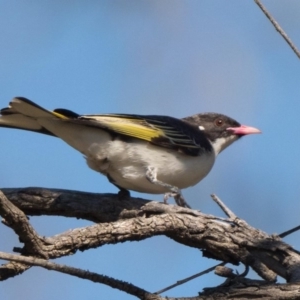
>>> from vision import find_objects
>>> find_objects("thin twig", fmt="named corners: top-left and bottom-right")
top-left (0, 252), bottom-right (151, 299)
top-left (254, 0), bottom-right (300, 59)
top-left (155, 262), bottom-right (226, 294)
top-left (279, 225), bottom-right (300, 238)
top-left (211, 194), bottom-right (237, 219)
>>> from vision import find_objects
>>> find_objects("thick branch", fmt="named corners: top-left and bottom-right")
top-left (0, 191), bottom-right (48, 258)
top-left (0, 187), bottom-right (150, 222)
top-left (1, 187), bottom-right (300, 298)
top-left (200, 278), bottom-right (300, 299)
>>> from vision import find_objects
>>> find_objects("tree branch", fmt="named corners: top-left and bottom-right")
top-left (1, 250), bottom-right (300, 300)
top-left (211, 194), bottom-right (237, 219)
top-left (254, 0), bottom-right (300, 59)
top-left (0, 191), bottom-right (48, 258)
top-left (155, 262), bottom-right (226, 294)
top-left (201, 278), bottom-right (300, 299)
top-left (0, 187), bottom-right (150, 222)
top-left (1, 187), bottom-right (300, 298)
top-left (0, 252), bottom-right (158, 300)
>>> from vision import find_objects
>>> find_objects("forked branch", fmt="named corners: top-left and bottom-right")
top-left (1, 188), bottom-right (300, 299)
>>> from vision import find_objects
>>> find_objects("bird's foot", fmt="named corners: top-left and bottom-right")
top-left (163, 191), bottom-right (191, 208)
top-left (146, 166), bottom-right (191, 208)
top-left (174, 193), bottom-right (191, 208)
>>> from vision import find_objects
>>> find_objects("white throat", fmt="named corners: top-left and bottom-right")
top-left (211, 135), bottom-right (238, 155)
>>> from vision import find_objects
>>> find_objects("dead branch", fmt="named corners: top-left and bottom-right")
top-left (1, 187), bottom-right (300, 299)
top-left (255, 0), bottom-right (300, 59)
top-left (0, 252), bottom-right (156, 300)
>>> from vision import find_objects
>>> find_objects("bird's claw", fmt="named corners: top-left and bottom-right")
top-left (163, 191), bottom-right (191, 208)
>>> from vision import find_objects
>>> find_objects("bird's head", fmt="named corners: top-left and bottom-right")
top-left (183, 113), bottom-right (261, 155)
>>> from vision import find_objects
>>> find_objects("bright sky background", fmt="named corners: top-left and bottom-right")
top-left (1, 1), bottom-right (300, 299)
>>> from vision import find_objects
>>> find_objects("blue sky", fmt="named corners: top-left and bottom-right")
top-left (1, 1), bottom-right (300, 299)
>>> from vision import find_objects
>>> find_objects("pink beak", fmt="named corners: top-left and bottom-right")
top-left (227, 125), bottom-right (261, 136)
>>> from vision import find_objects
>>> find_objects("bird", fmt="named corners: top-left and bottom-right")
top-left (0, 97), bottom-right (261, 207)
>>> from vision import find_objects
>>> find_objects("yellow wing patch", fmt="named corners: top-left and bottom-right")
top-left (51, 111), bottom-right (69, 119)
top-left (82, 115), bottom-right (165, 141)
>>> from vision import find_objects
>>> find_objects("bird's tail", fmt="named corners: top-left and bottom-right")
top-left (0, 97), bottom-right (69, 136)
top-left (1, 97), bottom-right (113, 155)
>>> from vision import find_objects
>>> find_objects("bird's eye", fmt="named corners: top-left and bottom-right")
top-left (214, 118), bottom-right (223, 127)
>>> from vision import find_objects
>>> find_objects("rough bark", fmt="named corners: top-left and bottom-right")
top-left (0, 187), bottom-right (300, 299)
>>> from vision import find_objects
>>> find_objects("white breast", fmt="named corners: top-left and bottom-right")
top-left (86, 140), bottom-right (216, 194)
